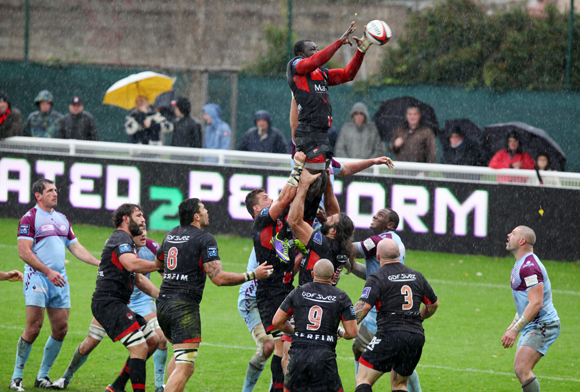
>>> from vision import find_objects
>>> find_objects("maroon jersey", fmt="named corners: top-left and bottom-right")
top-left (360, 263), bottom-right (437, 336)
top-left (299, 231), bottom-right (347, 287)
top-left (93, 230), bottom-right (139, 303)
top-left (280, 282), bottom-right (355, 350)
top-left (156, 225), bottom-right (220, 304)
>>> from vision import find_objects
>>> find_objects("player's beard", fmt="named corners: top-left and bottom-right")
top-left (129, 218), bottom-right (143, 237)
top-left (320, 222), bottom-right (334, 236)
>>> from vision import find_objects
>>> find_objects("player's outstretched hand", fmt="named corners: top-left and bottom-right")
top-left (373, 156), bottom-right (394, 169)
top-left (339, 21), bottom-right (356, 46)
top-left (1, 270), bottom-right (24, 282)
top-left (254, 261), bottom-right (274, 280)
top-left (300, 168), bottom-right (321, 185)
top-left (46, 269), bottom-right (67, 287)
top-left (353, 26), bottom-right (372, 53)
top-left (501, 328), bottom-right (517, 348)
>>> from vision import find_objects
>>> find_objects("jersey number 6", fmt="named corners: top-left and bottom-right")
top-left (307, 305), bottom-right (323, 331)
top-left (401, 285), bottom-right (413, 310)
top-left (167, 247), bottom-right (178, 270)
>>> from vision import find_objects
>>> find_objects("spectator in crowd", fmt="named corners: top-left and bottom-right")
top-left (335, 102), bottom-right (384, 159)
top-left (237, 110), bottom-right (289, 154)
top-left (441, 126), bottom-right (486, 166)
top-left (0, 91), bottom-right (22, 139)
top-left (389, 106), bottom-right (437, 163)
top-left (203, 103), bottom-right (231, 150)
top-left (488, 131), bottom-right (535, 170)
top-left (170, 97), bottom-right (202, 148)
top-left (125, 96), bottom-right (173, 145)
top-left (57, 97), bottom-right (99, 141)
top-left (536, 153), bottom-right (552, 171)
top-left (23, 90), bottom-right (62, 138)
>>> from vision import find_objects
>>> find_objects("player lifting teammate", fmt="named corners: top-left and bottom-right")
top-left (155, 198), bottom-right (272, 392)
top-left (353, 239), bottom-right (438, 392)
top-left (91, 204), bottom-right (160, 392)
top-left (273, 259), bottom-right (358, 392)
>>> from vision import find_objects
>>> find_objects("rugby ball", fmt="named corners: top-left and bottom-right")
top-left (365, 20), bottom-right (392, 46)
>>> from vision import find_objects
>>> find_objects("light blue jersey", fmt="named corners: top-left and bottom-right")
top-left (239, 247), bottom-right (259, 297)
top-left (357, 230), bottom-right (406, 333)
top-left (17, 206), bottom-right (78, 274)
top-left (128, 238), bottom-right (160, 317)
top-left (238, 248), bottom-right (261, 332)
top-left (510, 252), bottom-right (559, 334)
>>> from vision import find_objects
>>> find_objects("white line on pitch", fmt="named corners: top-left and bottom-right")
top-left (3, 324), bottom-right (578, 383)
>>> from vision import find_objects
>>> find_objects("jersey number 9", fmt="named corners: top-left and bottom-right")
top-left (307, 305), bottom-right (323, 331)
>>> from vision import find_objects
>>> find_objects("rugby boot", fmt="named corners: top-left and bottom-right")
top-left (105, 384), bottom-right (126, 392)
top-left (9, 378), bottom-right (25, 392)
top-left (271, 232), bottom-right (291, 264)
top-left (34, 377), bottom-right (52, 389)
top-left (51, 377), bottom-right (70, 390)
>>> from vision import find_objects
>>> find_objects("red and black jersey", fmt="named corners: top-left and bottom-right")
top-left (280, 282), bottom-right (355, 350)
top-left (252, 206), bottom-right (295, 292)
top-left (299, 231), bottom-right (347, 287)
top-left (156, 225), bottom-right (220, 304)
top-left (287, 40), bottom-right (366, 130)
top-left (359, 263), bottom-right (438, 336)
top-left (92, 230), bottom-right (139, 303)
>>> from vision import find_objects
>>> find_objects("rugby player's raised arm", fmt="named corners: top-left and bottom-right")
top-left (135, 273), bottom-right (159, 299)
top-left (268, 151), bottom-right (306, 220)
top-left (338, 156), bottom-right (394, 177)
top-left (118, 252), bottom-right (158, 274)
top-left (68, 241), bottom-right (100, 266)
top-left (323, 171), bottom-right (340, 216)
top-left (287, 169), bottom-right (320, 244)
top-left (205, 259), bottom-right (273, 287)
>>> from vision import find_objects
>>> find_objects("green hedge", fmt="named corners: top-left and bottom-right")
top-left (378, 0), bottom-right (580, 91)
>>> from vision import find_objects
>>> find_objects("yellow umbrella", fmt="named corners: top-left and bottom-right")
top-left (103, 71), bottom-right (175, 110)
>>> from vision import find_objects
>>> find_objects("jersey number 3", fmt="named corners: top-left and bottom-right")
top-left (307, 305), bottom-right (323, 331)
top-left (401, 285), bottom-right (413, 310)
top-left (167, 247), bottom-right (178, 270)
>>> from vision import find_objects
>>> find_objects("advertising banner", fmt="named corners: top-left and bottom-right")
top-left (1, 152), bottom-right (577, 261)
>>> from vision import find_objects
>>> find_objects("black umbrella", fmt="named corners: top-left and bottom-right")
top-left (483, 122), bottom-right (567, 171)
top-left (373, 96), bottom-right (440, 142)
top-left (440, 118), bottom-right (484, 149)
top-left (152, 90), bottom-right (177, 110)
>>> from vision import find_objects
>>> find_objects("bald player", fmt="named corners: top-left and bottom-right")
top-left (353, 239), bottom-right (438, 392)
top-left (501, 226), bottom-right (560, 392)
top-left (273, 259), bottom-right (357, 392)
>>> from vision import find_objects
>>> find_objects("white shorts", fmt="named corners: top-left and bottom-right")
top-left (237, 292), bottom-right (262, 333)
top-left (23, 270), bottom-right (70, 308)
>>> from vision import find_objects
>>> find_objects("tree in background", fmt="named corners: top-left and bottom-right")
top-left (378, 0), bottom-right (580, 91)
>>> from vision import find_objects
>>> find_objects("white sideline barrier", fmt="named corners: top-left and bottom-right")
top-left (1, 136), bottom-right (579, 189)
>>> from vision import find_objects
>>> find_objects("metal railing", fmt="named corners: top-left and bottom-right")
top-left (2, 137), bottom-right (579, 189)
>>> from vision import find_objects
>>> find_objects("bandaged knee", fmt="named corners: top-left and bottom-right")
top-left (88, 324), bottom-right (106, 341)
top-left (251, 324), bottom-right (271, 366)
top-left (141, 320), bottom-right (156, 340)
top-left (147, 317), bottom-right (160, 334)
top-left (120, 329), bottom-right (146, 348)
top-left (174, 348), bottom-right (198, 364)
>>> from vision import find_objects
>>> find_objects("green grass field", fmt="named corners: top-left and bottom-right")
top-left (0, 217), bottom-right (579, 391)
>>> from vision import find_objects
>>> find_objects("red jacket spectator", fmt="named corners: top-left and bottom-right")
top-left (489, 131), bottom-right (535, 183)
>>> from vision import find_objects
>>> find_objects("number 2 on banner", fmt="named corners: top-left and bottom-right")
top-left (307, 305), bottom-right (323, 331)
top-left (401, 285), bottom-right (413, 310)
top-left (167, 247), bottom-right (178, 270)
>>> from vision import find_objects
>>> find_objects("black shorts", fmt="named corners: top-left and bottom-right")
top-left (156, 297), bottom-right (201, 344)
top-left (285, 347), bottom-right (343, 392)
top-left (91, 299), bottom-right (147, 342)
top-left (360, 331), bottom-right (425, 377)
top-left (295, 125), bottom-right (333, 166)
top-left (256, 287), bottom-right (291, 338)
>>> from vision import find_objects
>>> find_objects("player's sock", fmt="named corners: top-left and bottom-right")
top-left (354, 384), bottom-right (372, 392)
top-left (12, 337), bottom-right (33, 380)
top-left (37, 335), bottom-right (64, 379)
top-left (63, 345), bottom-right (90, 382)
top-left (128, 358), bottom-right (146, 392)
top-left (111, 357), bottom-right (131, 391)
top-left (242, 359), bottom-right (265, 392)
top-left (270, 355), bottom-right (284, 392)
top-left (153, 349), bottom-right (168, 388)
top-left (407, 370), bottom-right (422, 392)
top-left (354, 359), bottom-right (359, 375)
top-left (521, 376), bottom-right (540, 392)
